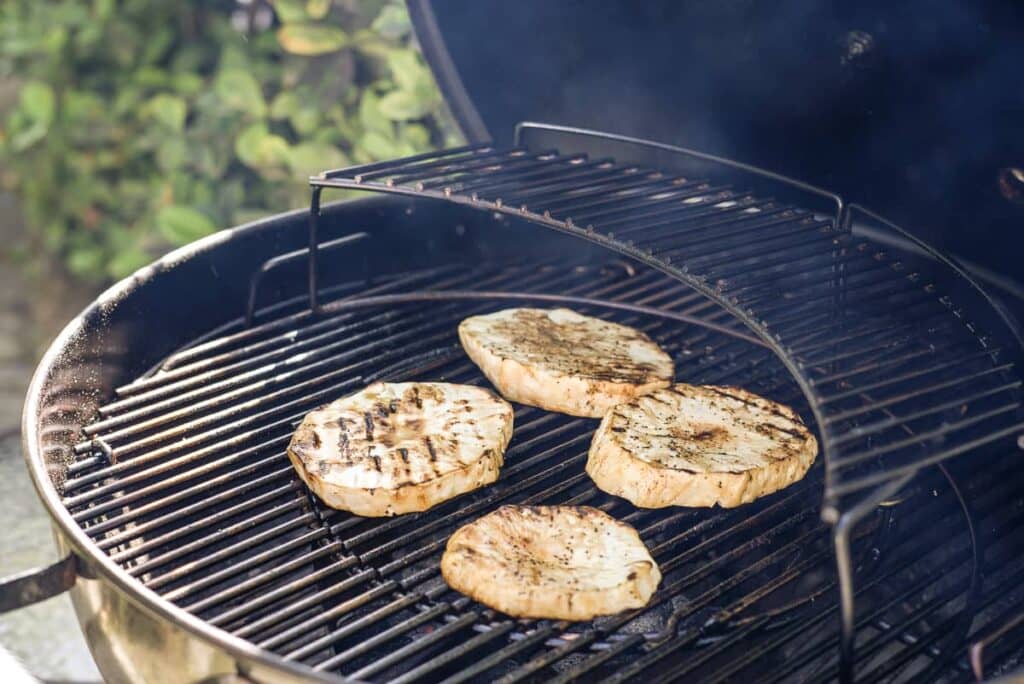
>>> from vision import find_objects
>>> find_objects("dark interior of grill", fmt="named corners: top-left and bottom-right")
top-left (42, 129), bottom-right (1024, 682)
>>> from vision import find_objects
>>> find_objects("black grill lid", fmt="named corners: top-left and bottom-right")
top-left (409, 0), bottom-right (1024, 281)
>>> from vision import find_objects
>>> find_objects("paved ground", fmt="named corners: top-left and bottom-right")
top-left (0, 193), bottom-right (101, 681)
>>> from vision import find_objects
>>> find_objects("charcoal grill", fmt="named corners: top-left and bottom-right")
top-left (7, 3), bottom-right (1024, 683)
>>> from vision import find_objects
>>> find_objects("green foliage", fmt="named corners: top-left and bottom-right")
top-left (0, 0), bottom-right (460, 283)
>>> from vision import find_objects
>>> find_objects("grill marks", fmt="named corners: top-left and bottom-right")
top-left (441, 505), bottom-right (661, 620)
top-left (363, 412), bottom-right (375, 441)
top-left (468, 308), bottom-right (668, 383)
top-left (587, 383), bottom-right (818, 508)
top-left (459, 307), bottom-right (674, 417)
top-left (614, 385), bottom-right (813, 472)
top-left (286, 382), bottom-right (514, 516)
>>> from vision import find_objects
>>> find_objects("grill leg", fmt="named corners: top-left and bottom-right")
top-left (833, 471), bottom-right (917, 683)
top-left (309, 186), bottom-right (323, 316)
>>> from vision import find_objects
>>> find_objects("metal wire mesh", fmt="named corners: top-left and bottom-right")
top-left (58, 126), bottom-right (1024, 681)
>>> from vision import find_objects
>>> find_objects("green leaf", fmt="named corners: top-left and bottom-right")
top-left (172, 72), bottom-right (204, 96)
top-left (94, 0), bottom-right (116, 21)
top-left (386, 49), bottom-right (434, 95)
top-left (214, 69), bottom-right (266, 118)
top-left (234, 123), bottom-right (291, 170)
top-left (269, 0), bottom-right (307, 23)
top-left (276, 24), bottom-right (348, 56)
top-left (113, 87), bottom-right (143, 116)
top-left (108, 246), bottom-right (152, 279)
top-left (143, 94), bottom-right (187, 132)
top-left (141, 27), bottom-right (174, 64)
top-left (359, 130), bottom-right (402, 160)
top-left (371, 4), bottom-right (411, 39)
top-left (63, 90), bottom-right (105, 123)
top-left (377, 89), bottom-right (434, 121)
top-left (67, 246), bottom-right (107, 279)
top-left (269, 92), bottom-right (299, 119)
top-left (352, 29), bottom-right (392, 59)
top-left (156, 138), bottom-right (188, 171)
top-left (19, 81), bottom-right (55, 126)
top-left (10, 123), bottom-right (48, 152)
top-left (134, 66), bottom-right (168, 88)
top-left (305, 0), bottom-right (331, 19)
top-left (398, 123), bottom-right (431, 150)
top-left (286, 142), bottom-right (349, 177)
top-left (289, 107), bottom-right (320, 135)
top-left (358, 90), bottom-right (392, 135)
top-left (156, 205), bottom-right (217, 245)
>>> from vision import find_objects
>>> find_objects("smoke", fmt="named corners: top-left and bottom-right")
top-left (429, 0), bottom-right (1024, 277)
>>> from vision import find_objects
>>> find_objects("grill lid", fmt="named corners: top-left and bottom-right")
top-left (409, 0), bottom-right (1024, 280)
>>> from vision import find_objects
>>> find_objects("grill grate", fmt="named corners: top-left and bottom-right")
top-left (310, 129), bottom-right (1024, 519)
top-left (59, 124), bottom-right (1024, 682)
top-left (62, 259), bottom-right (1024, 682)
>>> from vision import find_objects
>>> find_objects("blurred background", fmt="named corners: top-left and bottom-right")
top-left (0, 1), bottom-right (452, 679)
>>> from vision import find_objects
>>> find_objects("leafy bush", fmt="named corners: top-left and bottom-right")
top-left (0, 0), bottom-right (458, 283)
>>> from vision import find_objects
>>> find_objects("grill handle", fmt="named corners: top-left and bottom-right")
top-left (0, 553), bottom-right (79, 612)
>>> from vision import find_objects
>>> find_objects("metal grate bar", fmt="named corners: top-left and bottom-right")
top-left (344, 145), bottom-right (500, 182)
top-left (632, 204), bottom-right (800, 249)
top-left (386, 149), bottom-right (554, 186)
top-left (135, 264), bottom-right (466, 378)
top-left (550, 180), bottom-right (722, 224)
top-left (106, 265), bottom-right (515, 405)
top-left (346, 611), bottom-right (480, 679)
top-left (220, 568), bottom-right (378, 634)
top-left (829, 381), bottom-right (1022, 447)
top-left (494, 164), bottom-right (650, 207)
top-left (280, 593), bottom-right (422, 660)
top-left (830, 403), bottom-right (1021, 471)
top-left (71, 434), bottom-right (292, 521)
top-left (311, 601), bottom-right (454, 670)
top-left (546, 181), bottom-right (731, 225)
top-left (535, 173), bottom-right (692, 216)
top-left (258, 582), bottom-right (408, 652)
top-left (388, 621), bottom-right (518, 684)
top-left (435, 627), bottom-right (556, 684)
top-left (105, 480), bottom-right (302, 559)
top-left (172, 536), bottom-right (341, 607)
top-left (319, 143), bottom-right (492, 180)
top-left (837, 421), bottom-right (1022, 496)
top-left (135, 506), bottom-right (314, 582)
top-left (93, 464), bottom-right (295, 545)
top-left (596, 192), bottom-right (755, 233)
top-left (821, 364), bottom-right (1015, 426)
top-left (678, 463), bottom-right (1024, 683)
top-left (444, 155), bottom-right (603, 195)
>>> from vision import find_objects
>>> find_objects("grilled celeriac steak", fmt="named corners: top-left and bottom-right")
top-left (288, 382), bottom-right (514, 516)
top-left (441, 505), bottom-right (661, 620)
top-left (458, 308), bottom-right (674, 418)
top-left (587, 384), bottom-right (818, 508)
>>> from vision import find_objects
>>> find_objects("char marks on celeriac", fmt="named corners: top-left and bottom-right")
top-left (587, 384), bottom-right (818, 508)
top-left (458, 308), bottom-right (674, 417)
top-left (441, 505), bottom-right (661, 620)
top-left (288, 382), bottom-right (513, 517)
